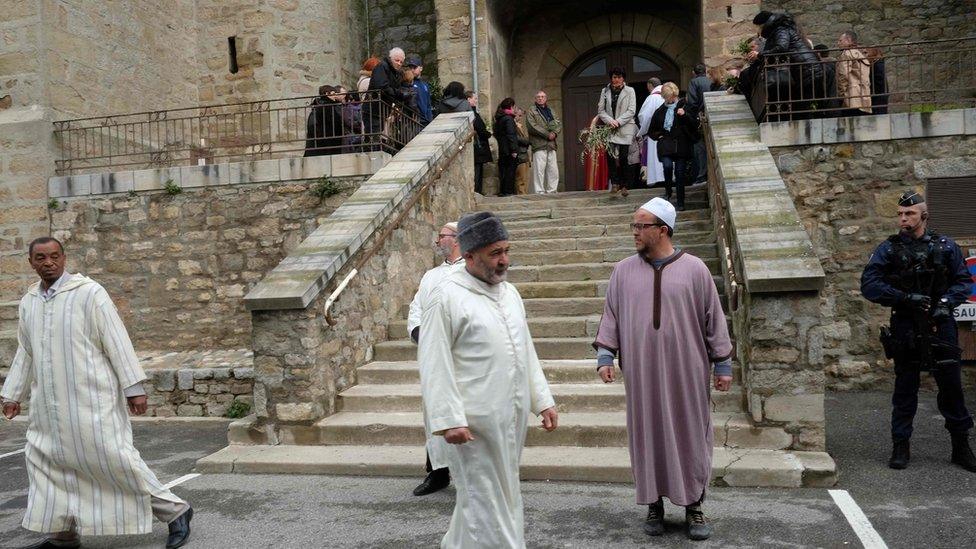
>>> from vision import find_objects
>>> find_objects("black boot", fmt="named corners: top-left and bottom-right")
top-left (889, 439), bottom-right (910, 469)
top-left (676, 180), bottom-right (686, 211)
top-left (413, 467), bottom-right (450, 496)
top-left (664, 182), bottom-right (673, 202)
top-left (951, 432), bottom-right (976, 472)
top-left (643, 498), bottom-right (665, 536)
top-left (166, 506), bottom-right (193, 549)
top-left (685, 503), bottom-right (712, 541)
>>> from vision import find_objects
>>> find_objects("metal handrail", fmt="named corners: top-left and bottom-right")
top-left (53, 90), bottom-right (425, 175)
top-left (746, 36), bottom-right (976, 121)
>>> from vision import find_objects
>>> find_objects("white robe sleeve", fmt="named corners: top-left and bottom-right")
top-left (1, 305), bottom-right (33, 403)
top-left (92, 288), bottom-right (147, 390)
top-left (407, 270), bottom-right (433, 339)
top-left (517, 292), bottom-right (555, 415)
top-left (417, 289), bottom-right (468, 434)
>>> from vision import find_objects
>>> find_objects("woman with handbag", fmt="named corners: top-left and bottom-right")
top-left (493, 98), bottom-right (519, 197)
top-left (648, 82), bottom-right (697, 210)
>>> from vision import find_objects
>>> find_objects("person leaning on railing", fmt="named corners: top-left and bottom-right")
top-left (751, 11), bottom-right (824, 120)
top-left (836, 31), bottom-right (873, 117)
top-left (367, 47), bottom-right (406, 149)
top-left (304, 85), bottom-right (345, 157)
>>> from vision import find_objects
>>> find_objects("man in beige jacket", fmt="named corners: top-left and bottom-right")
top-left (836, 31), bottom-right (872, 116)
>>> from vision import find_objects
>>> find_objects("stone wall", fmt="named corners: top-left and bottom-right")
top-left (367, 0), bottom-right (438, 77)
top-left (141, 350), bottom-right (254, 418)
top-left (762, 0), bottom-right (976, 45)
top-left (195, 0), bottom-right (367, 103)
top-left (770, 133), bottom-right (976, 389)
top-left (243, 114), bottom-right (475, 439)
top-left (51, 174), bottom-right (367, 352)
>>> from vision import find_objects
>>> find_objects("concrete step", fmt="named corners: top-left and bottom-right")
top-left (359, 359), bottom-right (741, 385)
top-left (510, 231), bottom-right (715, 253)
top-left (336, 382), bottom-right (746, 414)
top-left (476, 187), bottom-right (707, 210)
top-left (506, 258), bottom-right (721, 282)
top-left (506, 219), bottom-right (713, 240)
top-left (512, 242), bottom-right (717, 266)
top-left (523, 297), bottom-right (606, 317)
top-left (288, 409), bottom-right (775, 450)
top-left (390, 315), bottom-right (601, 340)
top-left (374, 336), bottom-right (600, 362)
top-left (502, 209), bottom-right (710, 231)
top-left (196, 443), bottom-right (838, 488)
top-left (493, 203), bottom-right (710, 223)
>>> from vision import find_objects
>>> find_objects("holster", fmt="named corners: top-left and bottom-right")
top-left (879, 326), bottom-right (900, 360)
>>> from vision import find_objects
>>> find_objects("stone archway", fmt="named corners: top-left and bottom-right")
top-left (510, 12), bottom-right (700, 192)
top-left (561, 43), bottom-right (680, 190)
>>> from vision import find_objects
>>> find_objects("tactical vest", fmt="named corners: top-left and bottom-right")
top-left (883, 231), bottom-right (950, 299)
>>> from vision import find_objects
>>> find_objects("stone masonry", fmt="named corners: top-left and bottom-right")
top-left (770, 132), bottom-right (976, 390)
top-left (367, 0), bottom-right (438, 77)
top-left (243, 114), bottom-right (475, 439)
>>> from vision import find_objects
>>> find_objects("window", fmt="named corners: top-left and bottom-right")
top-left (228, 36), bottom-right (239, 74)
top-left (577, 58), bottom-right (607, 78)
top-left (926, 177), bottom-right (976, 239)
top-left (632, 55), bottom-right (662, 73)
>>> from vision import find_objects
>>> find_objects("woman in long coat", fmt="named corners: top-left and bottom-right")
top-left (648, 82), bottom-right (697, 210)
top-left (493, 98), bottom-right (519, 197)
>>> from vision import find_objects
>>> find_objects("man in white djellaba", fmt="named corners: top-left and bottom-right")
top-left (418, 211), bottom-right (558, 548)
top-left (1, 237), bottom-right (193, 549)
top-left (408, 221), bottom-right (464, 496)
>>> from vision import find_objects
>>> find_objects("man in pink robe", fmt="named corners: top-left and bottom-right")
top-left (593, 197), bottom-right (733, 541)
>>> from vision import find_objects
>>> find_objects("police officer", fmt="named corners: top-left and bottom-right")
top-left (861, 190), bottom-right (976, 471)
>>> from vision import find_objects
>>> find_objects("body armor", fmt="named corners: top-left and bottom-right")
top-left (883, 231), bottom-right (949, 302)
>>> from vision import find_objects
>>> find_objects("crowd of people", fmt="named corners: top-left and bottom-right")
top-left (736, 11), bottom-right (889, 120)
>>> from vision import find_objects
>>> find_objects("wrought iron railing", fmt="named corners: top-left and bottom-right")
top-left (743, 36), bottom-right (976, 122)
top-left (53, 91), bottom-right (424, 175)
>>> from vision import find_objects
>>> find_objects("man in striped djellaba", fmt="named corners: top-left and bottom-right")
top-left (1, 237), bottom-right (194, 549)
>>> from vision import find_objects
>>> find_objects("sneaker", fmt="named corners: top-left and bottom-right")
top-left (643, 498), bottom-right (665, 536)
top-left (685, 504), bottom-right (712, 541)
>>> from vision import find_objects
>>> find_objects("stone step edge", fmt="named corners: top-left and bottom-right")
top-left (195, 444), bottom-right (837, 488)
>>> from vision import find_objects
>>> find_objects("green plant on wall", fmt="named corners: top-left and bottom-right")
top-left (734, 36), bottom-right (754, 57)
top-left (226, 400), bottom-right (251, 419)
top-left (310, 176), bottom-right (343, 199)
top-left (163, 178), bottom-right (182, 195)
top-left (47, 198), bottom-right (61, 210)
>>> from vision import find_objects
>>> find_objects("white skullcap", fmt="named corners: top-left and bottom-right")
top-left (638, 197), bottom-right (676, 230)
top-left (443, 222), bottom-right (459, 232)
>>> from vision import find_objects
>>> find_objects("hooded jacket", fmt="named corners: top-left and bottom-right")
top-left (437, 96), bottom-right (472, 115)
top-left (760, 13), bottom-right (823, 84)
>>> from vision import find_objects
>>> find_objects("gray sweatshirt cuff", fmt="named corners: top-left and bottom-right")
top-left (123, 383), bottom-right (146, 398)
top-left (596, 347), bottom-right (616, 369)
top-left (712, 359), bottom-right (733, 377)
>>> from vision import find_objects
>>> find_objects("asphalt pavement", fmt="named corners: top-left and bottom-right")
top-left (1, 390), bottom-right (975, 548)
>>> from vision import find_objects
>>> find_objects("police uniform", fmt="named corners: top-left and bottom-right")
top-left (860, 191), bottom-right (976, 471)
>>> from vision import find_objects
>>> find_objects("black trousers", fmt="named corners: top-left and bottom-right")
top-left (608, 144), bottom-right (628, 188)
top-left (892, 360), bottom-right (974, 442)
top-left (497, 156), bottom-right (516, 196)
top-left (474, 162), bottom-right (485, 195)
top-left (425, 452), bottom-right (448, 474)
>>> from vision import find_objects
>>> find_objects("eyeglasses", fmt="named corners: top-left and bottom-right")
top-left (435, 233), bottom-right (456, 241)
top-left (630, 222), bottom-right (668, 231)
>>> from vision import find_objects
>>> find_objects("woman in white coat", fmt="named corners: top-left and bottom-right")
top-left (597, 66), bottom-right (638, 196)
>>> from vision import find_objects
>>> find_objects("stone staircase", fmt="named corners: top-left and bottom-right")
top-left (204, 187), bottom-right (836, 487)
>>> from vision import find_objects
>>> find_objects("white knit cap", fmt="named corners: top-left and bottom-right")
top-left (638, 197), bottom-right (676, 229)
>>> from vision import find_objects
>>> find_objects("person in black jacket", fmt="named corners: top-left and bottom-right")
top-left (865, 47), bottom-right (889, 115)
top-left (466, 91), bottom-right (492, 195)
top-left (648, 82), bottom-right (697, 210)
top-left (494, 97), bottom-right (519, 197)
top-left (304, 85), bottom-right (344, 157)
top-left (366, 47), bottom-right (406, 149)
top-left (813, 44), bottom-right (841, 116)
top-left (685, 64), bottom-right (710, 185)
top-left (751, 11), bottom-right (823, 120)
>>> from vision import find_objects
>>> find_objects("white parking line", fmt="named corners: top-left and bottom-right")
top-left (829, 489), bottom-right (889, 549)
top-left (0, 449), bottom-right (25, 460)
top-left (162, 473), bottom-right (201, 490)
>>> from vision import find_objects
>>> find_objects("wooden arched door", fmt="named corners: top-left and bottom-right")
top-left (561, 44), bottom-right (680, 191)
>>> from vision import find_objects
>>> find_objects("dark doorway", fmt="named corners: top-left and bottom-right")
top-left (561, 43), bottom-right (680, 191)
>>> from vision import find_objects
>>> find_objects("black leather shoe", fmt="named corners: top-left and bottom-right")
top-left (889, 439), bottom-right (910, 470)
top-left (685, 504), bottom-right (712, 541)
top-left (951, 433), bottom-right (976, 472)
top-left (22, 539), bottom-right (81, 549)
top-left (643, 498), bottom-right (665, 536)
top-left (166, 506), bottom-right (193, 549)
top-left (413, 468), bottom-right (450, 496)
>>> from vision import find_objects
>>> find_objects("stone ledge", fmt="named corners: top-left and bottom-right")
top-left (760, 108), bottom-right (975, 147)
top-left (48, 152), bottom-right (391, 198)
top-left (243, 113), bottom-right (475, 311)
top-left (705, 92), bottom-right (825, 294)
